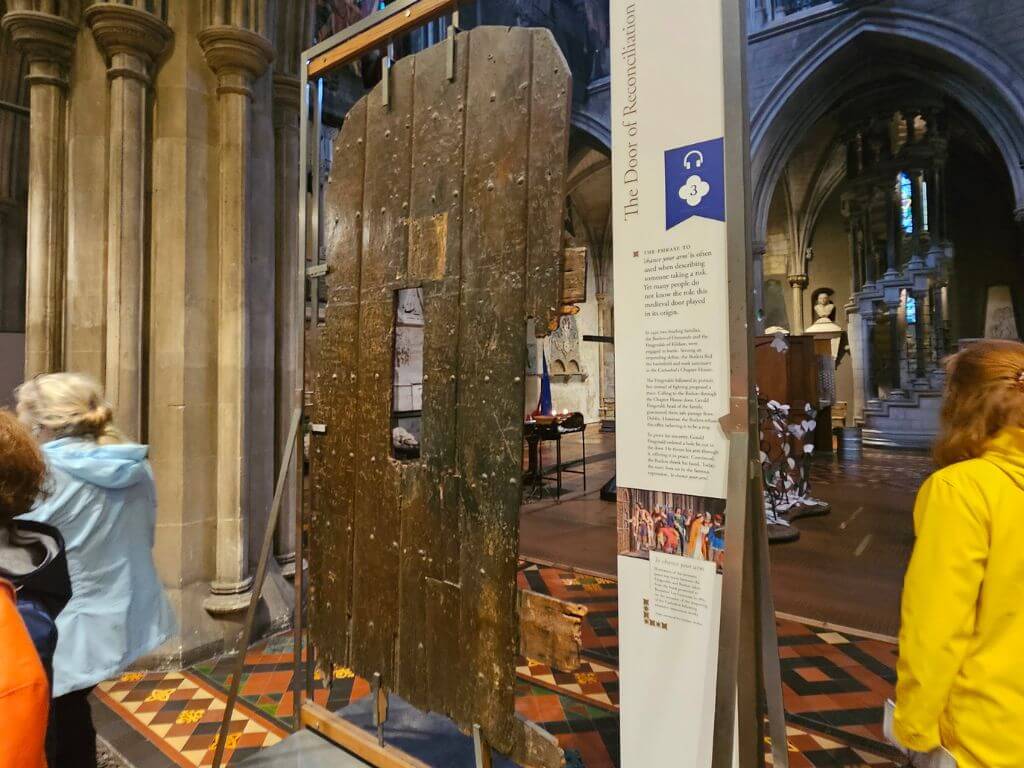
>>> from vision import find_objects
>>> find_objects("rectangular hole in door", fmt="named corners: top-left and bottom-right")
top-left (392, 287), bottom-right (424, 461)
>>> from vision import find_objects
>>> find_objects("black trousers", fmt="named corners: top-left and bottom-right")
top-left (52, 686), bottom-right (97, 768)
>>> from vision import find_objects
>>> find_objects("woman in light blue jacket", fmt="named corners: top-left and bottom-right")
top-left (16, 373), bottom-right (177, 768)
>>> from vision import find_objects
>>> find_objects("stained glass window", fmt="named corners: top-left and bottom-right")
top-left (899, 172), bottom-right (914, 235)
top-left (906, 295), bottom-right (917, 325)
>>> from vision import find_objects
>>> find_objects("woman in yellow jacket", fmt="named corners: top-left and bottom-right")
top-left (894, 340), bottom-right (1024, 768)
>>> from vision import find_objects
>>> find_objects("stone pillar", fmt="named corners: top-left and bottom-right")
top-left (594, 288), bottom-right (615, 427)
top-left (863, 313), bottom-right (877, 403)
top-left (788, 272), bottom-right (807, 333)
top-left (908, 170), bottom-right (925, 268)
top-left (846, 306), bottom-right (865, 423)
top-left (751, 240), bottom-right (766, 334)
top-left (884, 185), bottom-right (900, 277)
top-left (932, 282), bottom-right (948, 362)
top-left (886, 301), bottom-right (904, 396)
top-left (272, 73), bottom-right (300, 576)
top-left (2, 8), bottom-right (77, 377)
top-left (85, 4), bottom-right (172, 440)
top-left (845, 219), bottom-right (858, 295)
top-left (912, 290), bottom-right (927, 380)
top-left (199, 24), bottom-right (274, 613)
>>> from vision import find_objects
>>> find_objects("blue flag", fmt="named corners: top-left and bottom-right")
top-left (536, 351), bottom-right (553, 416)
top-left (664, 137), bottom-right (726, 230)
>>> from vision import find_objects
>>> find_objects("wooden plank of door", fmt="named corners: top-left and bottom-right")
top-left (397, 30), bottom-right (469, 710)
top-left (349, 54), bottom-right (416, 686)
top-left (454, 26), bottom-right (536, 754)
top-left (423, 575), bottom-right (461, 715)
top-left (518, 589), bottom-right (588, 673)
top-left (526, 31), bottom-right (572, 335)
top-left (309, 98), bottom-right (369, 669)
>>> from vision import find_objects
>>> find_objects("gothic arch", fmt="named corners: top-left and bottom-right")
top-left (751, 8), bottom-right (1024, 242)
top-left (796, 142), bottom-right (846, 273)
top-left (572, 109), bottom-right (611, 151)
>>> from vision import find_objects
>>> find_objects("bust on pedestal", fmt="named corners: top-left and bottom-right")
top-left (807, 289), bottom-right (842, 335)
top-left (809, 286), bottom-right (845, 372)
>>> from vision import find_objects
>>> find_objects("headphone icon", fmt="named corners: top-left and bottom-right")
top-left (683, 150), bottom-right (704, 170)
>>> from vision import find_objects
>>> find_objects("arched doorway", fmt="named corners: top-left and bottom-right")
top-left (752, 19), bottom-right (1024, 636)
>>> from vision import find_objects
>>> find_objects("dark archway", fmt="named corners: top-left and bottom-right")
top-left (751, 9), bottom-right (1024, 243)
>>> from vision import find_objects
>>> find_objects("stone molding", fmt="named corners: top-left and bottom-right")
top-left (1, 10), bottom-right (77, 67)
top-left (272, 73), bottom-right (301, 114)
top-left (787, 273), bottom-right (809, 289)
top-left (198, 24), bottom-right (275, 96)
top-left (84, 3), bottom-right (172, 83)
top-left (204, 575), bottom-right (257, 615)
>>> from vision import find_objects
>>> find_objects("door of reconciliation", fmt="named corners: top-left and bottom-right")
top-left (308, 26), bottom-right (572, 765)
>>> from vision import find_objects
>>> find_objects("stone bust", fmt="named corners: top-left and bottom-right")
top-left (811, 289), bottom-right (837, 324)
top-left (811, 290), bottom-right (835, 321)
top-left (806, 287), bottom-right (843, 338)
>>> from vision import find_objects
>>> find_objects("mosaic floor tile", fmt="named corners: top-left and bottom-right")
top-left (516, 656), bottom-right (619, 712)
top-left (95, 671), bottom-right (285, 767)
top-left (92, 562), bottom-right (900, 768)
top-left (191, 642), bottom-right (370, 732)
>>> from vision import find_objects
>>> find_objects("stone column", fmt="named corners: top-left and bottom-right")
top-left (884, 185), bottom-right (900, 277)
top-left (85, 4), bottom-right (171, 440)
top-left (912, 290), bottom-right (927, 380)
top-left (594, 289), bottom-right (615, 427)
top-left (751, 240), bottom-right (766, 334)
top-left (885, 299), bottom-right (904, 396)
top-left (907, 170), bottom-right (925, 269)
top-left (199, 24), bottom-right (274, 613)
top-left (846, 306), bottom-right (865, 423)
top-left (272, 73), bottom-right (300, 576)
top-left (932, 282), bottom-right (947, 362)
top-left (788, 272), bottom-right (808, 333)
top-left (1, 8), bottom-right (77, 377)
top-left (863, 313), bottom-right (877, 403)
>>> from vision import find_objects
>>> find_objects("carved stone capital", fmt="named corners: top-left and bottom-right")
top-left (198, 24), bottom-right (275, 96)
top-left (751, 240), bottom-right (767, 258)
top-left (787, 273), bottom-right (809, 289)
top-left (1, 10), bottom-right (77, 67)
top-left (84, 3), bottom-right (172, 81)
top-left (1014, 205), bottom-right (1024, 225)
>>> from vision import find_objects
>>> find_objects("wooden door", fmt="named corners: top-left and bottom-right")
top-left (308, 26), bottom-right (571, 765)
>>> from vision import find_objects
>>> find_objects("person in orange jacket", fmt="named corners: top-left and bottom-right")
top-left (0, 411), bottom-right (51, 768)
top-left (0, 577), bottom-right (49, 768)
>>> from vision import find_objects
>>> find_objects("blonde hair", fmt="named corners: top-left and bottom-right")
top-left (15, 373), bottom-right (125, 445)
top-left (933, 340), bottom-right (1024, 468)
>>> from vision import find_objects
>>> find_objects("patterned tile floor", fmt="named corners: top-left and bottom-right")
top-left (92, 563), bottom-right (901, 767)
top-left (95, 671), bottom-right (287, 767)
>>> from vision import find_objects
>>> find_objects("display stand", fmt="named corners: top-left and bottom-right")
top-left (212, 2), bottom-right (790, 768)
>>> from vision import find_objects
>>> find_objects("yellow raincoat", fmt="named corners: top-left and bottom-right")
top-left (895, 427), bottom-right (1024, 768)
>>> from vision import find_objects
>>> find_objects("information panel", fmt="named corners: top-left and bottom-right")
top-left (612, 0), bottom-right (732, 501)
top-left (612, 2), bottom-right (740, 766)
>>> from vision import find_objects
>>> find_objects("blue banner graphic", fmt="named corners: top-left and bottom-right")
top-left (664, 137), bottom-right (726, 230)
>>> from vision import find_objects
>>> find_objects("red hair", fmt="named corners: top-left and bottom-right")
top-left (0, 410), bottom-right (46, 525)
top-left (934, 340), bottom-right (1024, 467)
